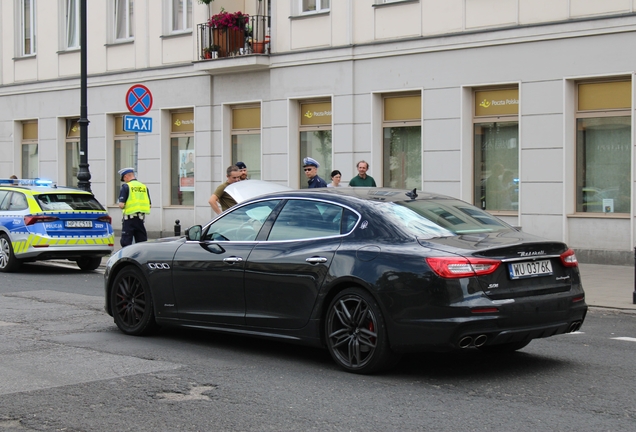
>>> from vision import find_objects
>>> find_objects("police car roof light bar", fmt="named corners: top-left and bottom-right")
top-left (0, 178), bottom-right (56, 187)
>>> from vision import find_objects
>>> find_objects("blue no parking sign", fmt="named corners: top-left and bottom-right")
top-left (125, 84), bottom-right (153, 116)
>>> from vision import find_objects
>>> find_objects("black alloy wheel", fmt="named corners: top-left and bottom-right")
top-left (76, 256), bottom-right (102, 271)
top-left (477, 340), bottom-right (531, 353)
top-left (110, 266), bottom-right (156, 335)
top-left (325, 288), bottom-right (399, 374)
top-left (0, 234), bottom-right (21, 272)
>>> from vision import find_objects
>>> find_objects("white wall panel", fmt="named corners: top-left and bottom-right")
top-left (521, 182), bottom-right (564, 215)
top-left (520, 148), bottom-right (563, 183)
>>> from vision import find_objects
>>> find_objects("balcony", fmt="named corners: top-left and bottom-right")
top-left (195, 13), bottom-right (270, 75)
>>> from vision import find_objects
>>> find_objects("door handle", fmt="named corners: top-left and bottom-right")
top-left (306, 256), bottom-right (328, 264)
top-left (223, 256), bottom-right (243, 264)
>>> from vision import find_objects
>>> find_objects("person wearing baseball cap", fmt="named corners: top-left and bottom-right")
top-left (303, 157), bottom-right (327, 188)
top-left (117, 167), bottom-right (151, 247)
top-left (235, 161), bottom-right (248, 180)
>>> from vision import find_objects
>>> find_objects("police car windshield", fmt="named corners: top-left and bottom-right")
top-left (36, 194), bottom-right (105, 211)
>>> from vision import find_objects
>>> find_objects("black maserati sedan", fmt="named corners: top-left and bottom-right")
top-left (104, 184), bottom-right (587, 374)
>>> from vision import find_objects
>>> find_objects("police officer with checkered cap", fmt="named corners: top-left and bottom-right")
top-left (118, 167), bottom-right (151, 247)
top-left (303, 157), bottom-right (327, 188)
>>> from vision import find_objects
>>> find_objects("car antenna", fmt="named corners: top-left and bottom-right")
top-left (405, 188), bottom-right (418, 199)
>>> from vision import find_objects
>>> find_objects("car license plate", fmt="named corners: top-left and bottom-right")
top-left (65, 220), bottom-right (93, 228)
top-left (508, 260), bottom-right (553, 279)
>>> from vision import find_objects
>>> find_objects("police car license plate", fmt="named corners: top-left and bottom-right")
top-left (66, 220), bottom-right (93, 228)
top-left (508, 260), bottom-right (553, 279)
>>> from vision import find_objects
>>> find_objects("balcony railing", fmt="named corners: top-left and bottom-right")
top-left (198, 14), bottom-right (270, 60)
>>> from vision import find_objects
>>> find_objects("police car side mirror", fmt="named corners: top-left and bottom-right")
top-left (185, 225), bottom-right (202, 241)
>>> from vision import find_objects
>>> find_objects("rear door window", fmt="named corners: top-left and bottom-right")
top-left (268, 200), bottom-right (344, 241)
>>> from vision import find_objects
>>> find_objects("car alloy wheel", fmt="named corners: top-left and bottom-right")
top-left (325, 288), bottom-right (399, 374)
top-left (0, 234), bottom-right (21, 273)
top-left (110, 266), bottom-right (156, 335)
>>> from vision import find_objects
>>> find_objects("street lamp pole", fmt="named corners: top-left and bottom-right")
top-left (77, 0), bottom-right (91, 192)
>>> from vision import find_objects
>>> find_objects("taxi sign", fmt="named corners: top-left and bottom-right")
top-left (125, 84), bottom-right (153, 116)
top-left (123, 115), bottom-right (153, 133)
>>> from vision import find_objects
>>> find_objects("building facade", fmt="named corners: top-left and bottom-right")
top-left (1, 0), bottom-right (636, 263)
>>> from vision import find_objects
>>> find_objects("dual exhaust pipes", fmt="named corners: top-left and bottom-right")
top-left (458, 334), bottom-right (488, 349)
top-left (459, 321), bottom-right (583, 348)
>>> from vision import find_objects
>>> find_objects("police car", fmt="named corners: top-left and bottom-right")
top-left (0, 178), bottom-right (114, 272)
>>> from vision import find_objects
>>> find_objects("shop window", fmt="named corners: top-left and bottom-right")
top-left (382, 95), bottom-right (421, 189)
top-left (171, 111), bottom-right (194, 206)
top-left (19, 0), bottom-right (36, 55)
top-left (21, 121), bottom-right (38, 178)
top-left (299, 101), bottom-right (332, 188)
top-left (576, 80), bottom-right (631, 214)
top-left (232, 106), bottom-right (261, 180)
top-left (170, 0), bottom-right (191, 33)
top-left (473, 88), bottom-right (519, 212)
top-left (65, 0), bottom-right (79, 49)
top-left (114, 0), bottom-right (134, 41)
top-left (114, 116), bottom-right (136, 202)
top-left (65, 119), bottom-right (80, 187)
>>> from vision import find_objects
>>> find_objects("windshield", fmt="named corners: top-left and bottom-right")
top-left (36, 193), bottom-right (106, 211)
top-left (386, 199), bottom-right (511, 238)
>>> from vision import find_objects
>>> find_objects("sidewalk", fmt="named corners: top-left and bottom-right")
top-left (100, 236), bottom-right (636, 313)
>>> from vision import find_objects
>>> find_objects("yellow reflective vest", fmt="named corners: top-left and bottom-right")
top-left (123, 180), bottom-right (151, 215)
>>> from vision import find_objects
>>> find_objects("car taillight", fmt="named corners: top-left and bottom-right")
top-left (24, 215), bottom-right (59, 226)
top-left (426, 257), bottom-right (501, 279)
top-left (98, 215), bottom-right (112, 224)
top-left (560, 249), bottom-right (578, 267)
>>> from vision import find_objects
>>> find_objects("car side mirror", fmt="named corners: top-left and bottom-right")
top-left (185, 225), bottom-right (202, 241)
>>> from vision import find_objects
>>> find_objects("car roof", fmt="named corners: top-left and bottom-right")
top-left (0, 179), bottom-right (91, 195)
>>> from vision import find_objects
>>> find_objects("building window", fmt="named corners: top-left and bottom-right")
top-left (473, 88), bottom-right (519, 212)
top-left (114, 116), bottom-right (136, 202)
top-left (20, 0), bottom-right (36, 55)
top-left (21, 121), bottom-right (38, 178)
top-left (301, 0), bottom-right (330, 13)
top-left (576, 80), bottom-right (631, 214)
top-left (114, 0), bottom-right (134, 41)
top-left (171, 0), bottom-right (191, 32)
top-left (232, 106), bottom-right (261, 180)
top-left (65, 119), bottom-right (80, 187)
top-left (171, 111), bottom-right (194, 206)
top-left (382, 95), bottom-right (421, 189)
top-left (65, 0), bottom-right (79, 49)
top-left (299, 101), bottom-right (332, 188)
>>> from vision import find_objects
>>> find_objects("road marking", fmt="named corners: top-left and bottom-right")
top-left (611, 337), bottom-right (636, 342)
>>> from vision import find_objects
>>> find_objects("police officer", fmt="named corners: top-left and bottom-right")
top-left (118, 167), bottom-right (151, 248)
top-left (303, 157), bottom-right (327, 188)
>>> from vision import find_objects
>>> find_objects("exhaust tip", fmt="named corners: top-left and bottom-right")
top-left (458, 336), bottom-right (473, 348)
top-left (474, 334), bottom-right (488, 347)
top-left (568, 321), bottom-right (581, 333)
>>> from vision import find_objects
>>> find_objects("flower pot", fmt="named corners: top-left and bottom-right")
top-left (253, 41), bottom-right (266, 54)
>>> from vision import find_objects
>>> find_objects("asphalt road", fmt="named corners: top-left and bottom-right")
top-left (1, 263), bottom-right (635, 431)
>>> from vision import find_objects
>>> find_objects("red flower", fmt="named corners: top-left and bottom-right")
top-left (208, 10), bottom-right (249, 31)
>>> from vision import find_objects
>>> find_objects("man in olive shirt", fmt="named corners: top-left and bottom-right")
top-left (349, 160), bottom-right (377, 187)
top-left (209, 165), bottom-right (242, 214)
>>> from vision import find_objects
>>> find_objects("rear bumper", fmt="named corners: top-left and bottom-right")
top-left (387, 299), bottom-right (588, 353)
top-left (15, 244), bottom-right (114, 262)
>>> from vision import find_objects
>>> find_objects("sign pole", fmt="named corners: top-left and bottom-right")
top-left (77, 0), bottom-right (91, 192)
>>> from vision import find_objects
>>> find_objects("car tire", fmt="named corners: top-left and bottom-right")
top-left (110, 266), bottom-right (157, 336)
top-left (0, 234), bottom-right (21, 273)
top-left (76, 256), bottom-right (102, 271)
top-left (325, 288), bottom-right (400, 374)
top-left (477, 340), bottom-right (531, 353)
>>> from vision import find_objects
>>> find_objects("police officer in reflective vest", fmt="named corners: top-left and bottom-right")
top-left (118, 167), bottom-right (151, 248)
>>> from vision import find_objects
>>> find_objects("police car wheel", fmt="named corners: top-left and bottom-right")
top-left (0, 234), bottom-right (21, 273)
top-left (110, 266), bottom-right (157, 335)
top-left (76, 256), bottom-right (102, 271)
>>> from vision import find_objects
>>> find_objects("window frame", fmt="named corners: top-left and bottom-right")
top-left (298, 0), bottom-right (330, 15)
top-left (114, 0), bottom-right (134, 42)
top-left (169, 0), bottom-right (192, 34)
top-left (64, 0), bottom-right (80, 49)
top-left (19, 0), bottom-right (37, 56)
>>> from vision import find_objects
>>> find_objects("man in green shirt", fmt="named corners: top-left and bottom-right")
top-left (349, 160), bottom-right (377, 187)
top-left (209, 165), bottom-right (242, 214)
